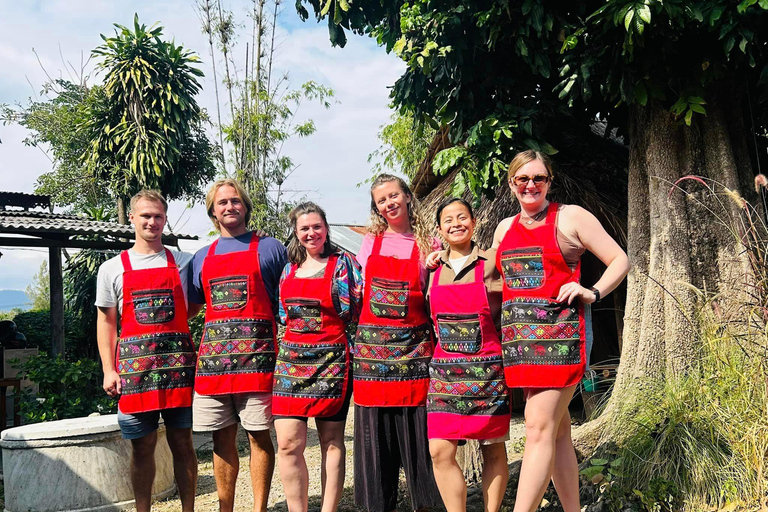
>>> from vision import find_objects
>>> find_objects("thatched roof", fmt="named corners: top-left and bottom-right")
top-left (414, 124), bottom-right (629, 248)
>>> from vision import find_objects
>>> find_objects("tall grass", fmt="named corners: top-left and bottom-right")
top-left (595, 178), bottom-right (768, 510)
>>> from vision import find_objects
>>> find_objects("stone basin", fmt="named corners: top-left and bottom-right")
top-left (1, 414), bottom-right (176, 512)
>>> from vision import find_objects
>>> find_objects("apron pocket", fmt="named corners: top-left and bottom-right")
top-left (209, 276), bottom-right (249, 311)
top-left (285, 298), bottom-right (323, 333)
top-left (198, 318), bottom-right (275, 375)
top-left (274, 341), bottom-right (346, 398)
top-left (435, 313), bottom-right (482, 354)
top-left (117, 332), bottom-right (196, 394)
top-left (500, 247), bottom-right (545, 290)
top-left (131, 288), bottom-right (175, 324)
top-left (501, 297), bottom-right (581, 366)
top-left (369, 277), bottom-right (410, 318)
top-left (428, 356), bottom-right (509, 416)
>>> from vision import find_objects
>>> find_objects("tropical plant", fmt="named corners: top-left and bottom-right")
top-left (25, 262), bottom-right (50, 311)
top-left (84, 14), bottom-right (218, 223)
top-left (199, 0), bottom-right (334, 239)
top-left (11, 353), bottom-right (117, 423)
top-left (367, 111), bottom-right (436, 182)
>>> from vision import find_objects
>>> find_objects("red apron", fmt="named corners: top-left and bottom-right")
top-left (496, 203), bottom-right (586, 388)
top-left (427, 260), bottom-right (510, 439)
top-left (117, 249), bottom-right (196, 414)
top-left (272, 255), bottom-right (349, 417)
top-left (353, 236), bottom-right (433, 407)
top-left (196, 233), bottom-right (277, 395)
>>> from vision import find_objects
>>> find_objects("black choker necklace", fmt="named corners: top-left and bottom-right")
top-left (520, 204), bottom-right (548, 225)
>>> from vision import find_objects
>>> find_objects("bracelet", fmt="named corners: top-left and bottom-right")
top-left (590, 286), bottom-right (601, 303)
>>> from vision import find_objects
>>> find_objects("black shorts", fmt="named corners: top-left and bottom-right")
top-left (273, 376), bottom-right (353, 423)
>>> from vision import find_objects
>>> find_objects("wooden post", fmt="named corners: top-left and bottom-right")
top-left (49, 246), bottom-right (65, 358)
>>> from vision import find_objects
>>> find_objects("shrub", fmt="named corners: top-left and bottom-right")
top-left (10, 309), bottom-right (94, 358)
top-left (11, 352), bottom-right (116, 423)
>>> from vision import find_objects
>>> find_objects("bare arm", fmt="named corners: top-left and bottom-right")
top-left (556, 205), bottom-right (630, 304)
top-left (97, 306), bottom-right (121, 397)
top-left (187, 302), bottom-right (204, 319)
top-left (491, 217), bottom-right (514, 249)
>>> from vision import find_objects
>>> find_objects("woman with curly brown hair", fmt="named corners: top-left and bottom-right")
top-left (353, 174), bottom-right (443, 512)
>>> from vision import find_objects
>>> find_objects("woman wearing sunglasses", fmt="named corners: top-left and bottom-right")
top-left (492, 150), bottom-right (629, 512)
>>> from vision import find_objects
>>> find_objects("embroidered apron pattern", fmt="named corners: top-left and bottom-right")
top-left (198, 318), bottom-right (275, 374)
top-left (499, 247), bottom-right (545, 289)
top-left (285, 298), bottom-right (323, 333)
top-left (501, 298), bottom-right (581, 365)
top-left (353, 324), bottom-right (432, 381)
top-left (427, 356), bottom-right (509, 417)
top-left (209, 276), bottom-right (248, 311)
top-left (369, 277), bottom-right (409, 318)
top-left (435, 313), bottom-right (482, 354)
top-left (273, 341), bottom-right (346, 399)
top-left (131, 288), bottom-right (175, 324)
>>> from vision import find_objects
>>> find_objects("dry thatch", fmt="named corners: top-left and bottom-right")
top-left (414, 124), bottom-right (629, 248)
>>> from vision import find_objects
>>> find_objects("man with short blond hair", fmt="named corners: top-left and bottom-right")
top-left (96, 190), bottom-right (197, 512)
top-left (188, 178), bottom-right (287, 512)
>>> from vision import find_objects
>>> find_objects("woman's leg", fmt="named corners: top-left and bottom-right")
top-left (316, 420), bottom-right (347, 512)
top-left (275, 418), bottom-right (309, 512)
top-left (512, 385), bottom-right (576, 512)
top-left (550, 409), bottom-right (580, 512)
top-left (429, 439), bottom-right (466, 512)
top-left (479, 442), bottom-right (508, 512)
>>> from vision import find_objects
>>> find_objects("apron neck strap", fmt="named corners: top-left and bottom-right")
top-left (545, 202), bottom-right (558, 224)
top-left (120, 251), bottom-right (132, 272)
top-left (473, 258), bottom-right (484, 282)
top-left (121, 249), bottom-right (174, 271)
top-left (323, 253), bottom-right (339, 280)
top-left (410, 238), bottom-right (421, 260)
top-left (207, 239), bottom-right (219, 258)
top-left (164, 248), bottom-right (176, 268)
top-left (249, 231), bottom-right (260, 251)
top-left (433, 263), bottom-right (443, 283)
top-left (371, 235), bottom-right (383, 256)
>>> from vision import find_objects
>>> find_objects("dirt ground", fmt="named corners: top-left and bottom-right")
top-left (149, 408), bottom-right (528, 512)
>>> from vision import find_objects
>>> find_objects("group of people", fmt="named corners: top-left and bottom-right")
top-left (96, 149), bottom-right (630, 512)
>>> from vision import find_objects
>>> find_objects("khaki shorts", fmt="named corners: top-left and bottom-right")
top-left (192, 391), bottom-right (273, 432)
top-left (480, 433), bottom-right (510, 446)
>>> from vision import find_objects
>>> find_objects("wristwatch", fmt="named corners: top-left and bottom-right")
top-left (589, 286), bottom-right (601, 303)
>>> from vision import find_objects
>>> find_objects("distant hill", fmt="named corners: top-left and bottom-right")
top-left (0, 290), bottom-right (31, 312)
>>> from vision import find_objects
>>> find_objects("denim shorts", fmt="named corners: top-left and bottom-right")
top-left (117, 406), bottom-right (193, 440)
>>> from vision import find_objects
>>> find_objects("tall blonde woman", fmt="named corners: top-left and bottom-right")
top-left (492, 150), bottom-right (629, 512)
top-left (353, 174), bottom-right (443, 512)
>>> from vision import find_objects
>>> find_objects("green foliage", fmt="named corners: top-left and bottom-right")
top-left (0, 80), bottom-right (114, 212)
top-left (25, 262), bottom-right (50, 311)
top-left (188, 308), bottom-right (205, 350)
top-left (299, 1), bottom-right (768, 199)
top-left (85, 14), bottom-right (217, 208)
top-left (11, 353), bottom-right (116, 423)
top-left (10, 310), bottom-right (91, 359)
top-left (367, 112), bottom-right (435, 181)
top-left (64, 249), bottom-right (115, 360)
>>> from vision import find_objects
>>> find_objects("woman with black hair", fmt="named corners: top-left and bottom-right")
top-left (426, 198), bottom-right (510, 512)
top-left (272, 201), bottom-right (363, 512)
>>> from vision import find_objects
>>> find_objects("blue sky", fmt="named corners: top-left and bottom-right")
top-left (0, 0), bottom-right (405, 292)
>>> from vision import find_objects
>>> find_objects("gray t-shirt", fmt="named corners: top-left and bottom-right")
top-left (95, 249), bottom-right (193, 315)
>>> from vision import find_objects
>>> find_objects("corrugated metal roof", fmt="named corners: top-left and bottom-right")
top-left (329, 223), bottom-right (366, 255)
top-left (0, 210), bottom-right (197, 241)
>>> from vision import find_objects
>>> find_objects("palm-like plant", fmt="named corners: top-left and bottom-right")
top-left (84, 14), bottom-right (217, 223)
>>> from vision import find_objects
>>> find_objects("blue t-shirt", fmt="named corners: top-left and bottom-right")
top-left (188, 232), bottom-right (288, 317)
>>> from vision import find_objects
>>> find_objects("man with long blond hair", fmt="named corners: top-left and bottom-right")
top-left (187, 178), bottom-right (287, 512)
top-left (96, 190), bottom-right (197, 512)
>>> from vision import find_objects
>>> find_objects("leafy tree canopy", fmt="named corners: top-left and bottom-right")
top-left (298, 0), bottom-right (768, 195)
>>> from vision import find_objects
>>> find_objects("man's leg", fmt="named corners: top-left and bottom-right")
top-left (193, 392), bottom-right (241, 512)
top-left (237, 392), bottom-right (275, 512)
top-left (212, 423), bottom-right (240, 512)
top-left (165, 427), bottom-right (198, 512)
top-left (118, 410), bottom-right (161, 512)
top-left (246, 428), bottom-right (276, 512)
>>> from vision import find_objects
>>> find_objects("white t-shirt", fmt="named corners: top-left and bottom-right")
top-left (449, 254), bottom-right (471, 273)
top-left (94, 249), bottom-right (193, 315)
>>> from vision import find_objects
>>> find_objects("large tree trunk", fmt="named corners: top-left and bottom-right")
top-left (575, 80), bottom-right (756, 452)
